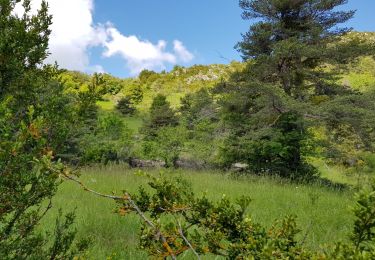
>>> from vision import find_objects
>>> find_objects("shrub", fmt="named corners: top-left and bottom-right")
top-left (80, 113), bottom-right (134, 164)
top-left (116, 96), bottom-right (136, 115)
top-left (142, 126), bottom-right (187, 167)
top-left (111, 174), bottom-right (375, 259)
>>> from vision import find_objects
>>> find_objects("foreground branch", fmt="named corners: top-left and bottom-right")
top-left (60, 172), bottom-right (177, 260)
top-left (177, 220), bottom-right (201, 259)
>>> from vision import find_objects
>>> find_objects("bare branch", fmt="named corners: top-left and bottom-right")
top-left (177, 219), bottom-right (201, 260)
top-left (60, 172), bottom-right (177, 260)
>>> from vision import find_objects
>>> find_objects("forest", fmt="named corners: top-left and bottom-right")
top-left (1, 0), bottom-right (375, 259)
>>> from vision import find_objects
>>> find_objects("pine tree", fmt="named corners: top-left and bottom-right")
top-left (217, 0), bottom-right (375, 177)
top-left (147, 94), bottom-right (178, 131)
top-left (236, 0), bottom-right (370, 97)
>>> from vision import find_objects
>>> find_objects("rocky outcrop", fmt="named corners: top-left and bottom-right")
top-left (129, 158), bottom-right (166, 168)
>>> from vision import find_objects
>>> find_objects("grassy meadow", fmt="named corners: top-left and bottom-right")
top-left (41, 164), bottom-right (357, 259)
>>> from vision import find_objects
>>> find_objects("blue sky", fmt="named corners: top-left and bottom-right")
top-left (28, 0), bottom-right (375, 78)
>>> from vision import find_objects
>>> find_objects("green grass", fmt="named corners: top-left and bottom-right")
top-left (97, 103), bottom-right (144, 133)
top-left (42, 165), bottom-right (355, 259)
top-left (312, 157), bottom-right (374, 187)
top-left (123, 116), bottom-right (143, 133)
top-left (97, 100), bottom-right (116, 111)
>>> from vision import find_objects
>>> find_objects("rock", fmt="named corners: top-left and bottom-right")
top-left (129, 158), bottom-right (166, 168)
top-left (344, 158), bottom-right (358, 167)
top-left (174, 159), bottom-right (204, 169)
top-left (231, 162), bottom-right (249, 172)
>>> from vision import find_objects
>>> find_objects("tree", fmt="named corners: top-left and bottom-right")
top-left (77, 73), bottom-right (106, 126)
top-left (116, 96), bottom-right (136, 115)
top-left (142, 126), bottom-right (187, 167)
top-left (116, 83), bottom-right (143, 116)
top-left (80, 113), bottom-right (134, 165)
top-left (0, 1), bottom-right (87, 258)
top-left (180, 89), bottom-right (221, 166)
top-left (216, 0), bottom-right (375, 177)
top-left (143, 94), bottom-right (178, 136)
top-left (180, 89), bottom-right (217, 128)
top-left (236, 0), bottom-right (371, 97)
top-left (217, 81), bottom-right (316, 178)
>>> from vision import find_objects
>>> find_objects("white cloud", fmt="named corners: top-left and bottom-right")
top-left (14, 0), bottom-right (194, 75)
top-left (14, 0), bottom-right (104, 72)
top-left (173, 40), bottom-right (194, 63)
top-left (104, 27), bottom-right (180, 75)
top-left (87, 65), bottom-right (105, 74)
top-left (103, 27), bottom-right (194, 75)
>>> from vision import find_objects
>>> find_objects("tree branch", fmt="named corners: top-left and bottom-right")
top-left (60, 171), bottom-right (177, 260)
top-left (176, 219), bottom-right (201, 259)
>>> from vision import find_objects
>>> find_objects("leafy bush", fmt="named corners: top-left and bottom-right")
top-left (142, 126), bottom-right (187, 167)
top-left (80, 113), bottom-right (134, 164)
top-left (0, 1), bottom-right (87, 257)
top-left (112, 173), bottom-right (375, 259)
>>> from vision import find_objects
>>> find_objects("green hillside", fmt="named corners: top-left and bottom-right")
top-left (59, 33), bottom-right (375, 114)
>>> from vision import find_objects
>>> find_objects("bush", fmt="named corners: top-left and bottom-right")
top-left (221, 110), bottom-right (317, 180)
top-left (114, 174), bottom-right (375, 259)
top-left (142, 126), bottom-right (187, 167)
top-left (80, 113), bottom-right (134, 164)
top-left (0, 1), bottom-right (87, 257)
top-left (116, 96), bottom-right (136, 115)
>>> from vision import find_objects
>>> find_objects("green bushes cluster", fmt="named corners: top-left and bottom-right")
top-left (116, 173), bottom-right (375, 259)
top-left (80, 113), bottom-right (134, 165)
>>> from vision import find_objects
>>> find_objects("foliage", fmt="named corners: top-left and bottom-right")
top-left (142, 94), bottom-right (178, 137)
top-left (179, 89), bottom-right (221, 166)
top-left (142, 126), bottom-right (187, 167)
top-left (236, 0), bottom-right (373, 97)
top-left (216, 80), bottom-right (316, 178)
top-left (213, 0), bottom-right (375, 178)
top-left (116, 83), bottom-right (143, 116)
top-left (180, 88), bottom-right (218, 128)
top-left (117, 174), bottom-right (309, 259)
top-left (80, 113), bottom-right (134, 164)
top-left (115, 173), bottom-right (375, 259)
top-left (327, 182), bottom-right (375, 259)
top-left (116, 96), bottom-right (136, 115)
top-left (76, 73), bottom-right (107, 126)
top-left (0, 1), bottom-right (87, 257)
top-left (226, 110), bottom-right (316, 179)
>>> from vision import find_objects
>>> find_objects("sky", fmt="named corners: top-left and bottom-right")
top-left (15, 0), bottom-right (375, 78)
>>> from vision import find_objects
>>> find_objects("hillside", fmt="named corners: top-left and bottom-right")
top-left (59, 33), bottom-right (375, 113)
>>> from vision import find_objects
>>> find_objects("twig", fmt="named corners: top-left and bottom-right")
top-left (60, 172), bottom-right (177, 260)
top-left (177, 220), bottom-right (201, 259)
top-left (300, 221), bottom-right (313, 246)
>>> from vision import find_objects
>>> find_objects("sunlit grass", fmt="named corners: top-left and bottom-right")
top-left (123, 116), bottom-right (143, 133)
top-left (97, 100), bottom-right (116, 111)
top-left (41, 165), bottom-right (355, 259)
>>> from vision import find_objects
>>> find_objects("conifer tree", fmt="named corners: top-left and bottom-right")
top-left (236, 0), bottom-right (369, 97)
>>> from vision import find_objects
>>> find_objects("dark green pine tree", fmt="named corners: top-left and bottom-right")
top-left (217, 0), bottom-right (375, 178)
top-left (142, 94), bottom-right (178, 138)
top-left (236, 0), bottom-right (369, 97)
top-left (149, 94), bottom-right (178, 128)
